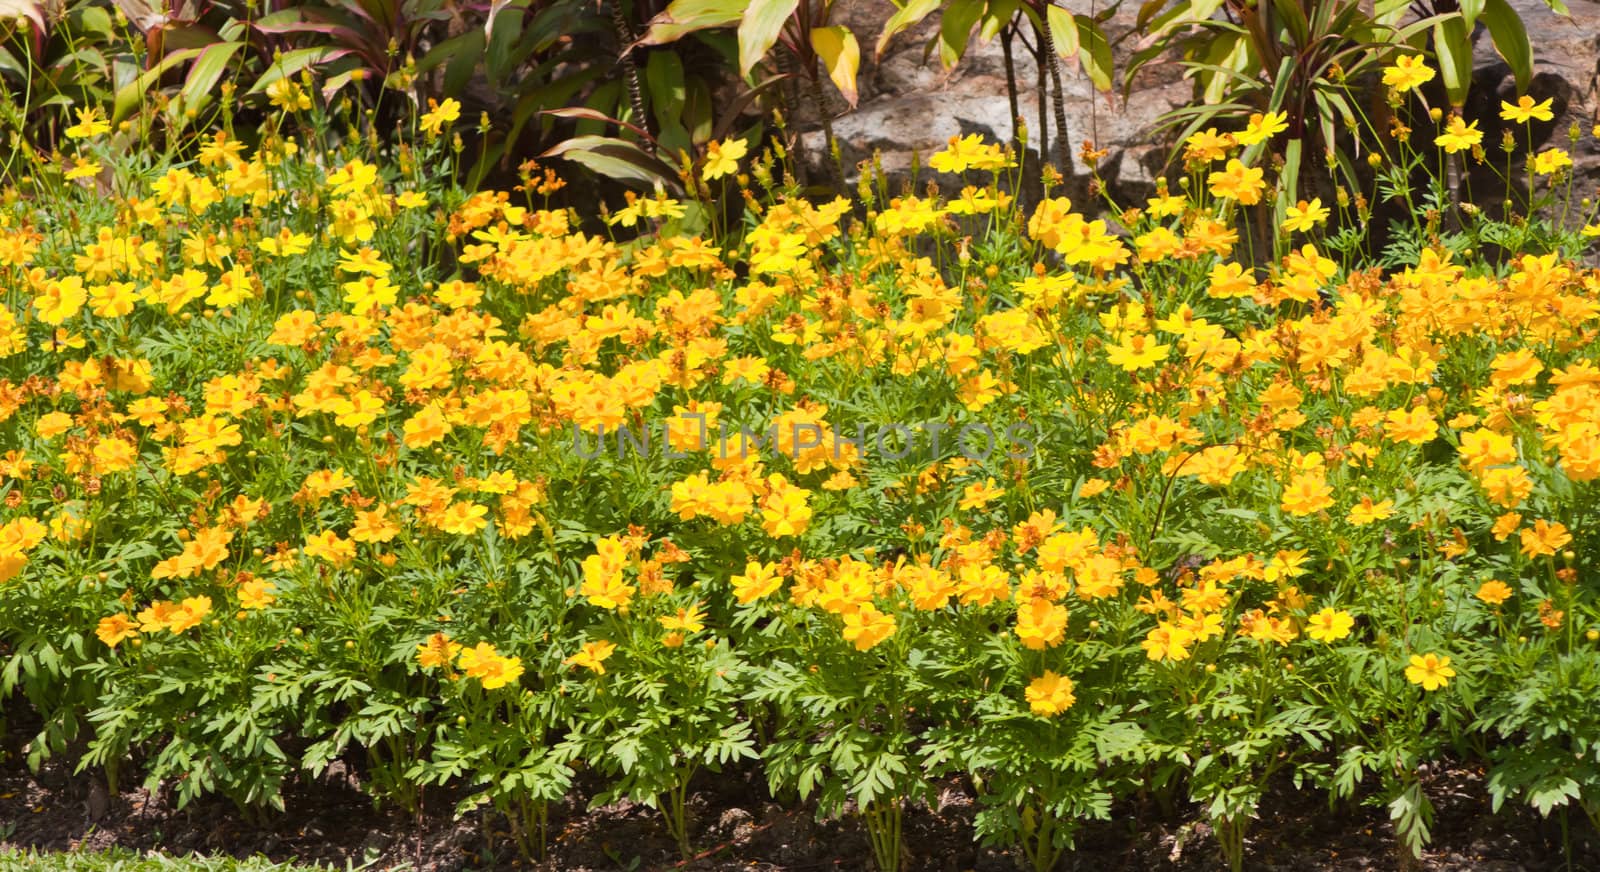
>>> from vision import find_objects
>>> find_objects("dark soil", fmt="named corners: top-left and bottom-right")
top-left (1, 725), bottom-right (1596, 871)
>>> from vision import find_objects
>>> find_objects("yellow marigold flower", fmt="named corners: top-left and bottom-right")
top-left (1382, 55), bottom-right (1434, 92)
top-left (702, 137), bottom-right (748, 181)
top-left (659, 604), bottom-right (707, 638)
top-left (958, 477), bottom-right (1004, 511)
top-left (64, 106), bottom-right (111, 139)
top-left (1499, 95), bottom-right (1554, 124)
top-left (166, 596), bottom-right (213, 634)
top-left (303, 530), bottom-right (355, 566)
top-left (1405, 652), bottom-right (1455, 691)
top-left (1183, 127), bottom-right (1235, 163)
top-left (1235, 111), bottom-right (1287, 146)
top-left (1460, 428), bottom-right (1516, 471)
top-left (1207, 159), bottom-right (1265, 205)
top-left (65, 159), bottom-right (101, 181)
top-left (1533, 148), bottom-right (1572, 176)
top-left (1141, 621), bottom-right (1194, 662)
top-left (420, 97), bottom-right (461, 136)
top-left (1383, 406), bottom-right (1438, 445)
top-left (349, 506), bottom-right (401, 543)
top-left (1434, 115), bottom-right (1482, 154)
top-left (564, 639), bottom-right (617, 674)
top-left (96, 614), bottom-right (139, 648)
top-left (1014, 597), bottom-right (1068, 650)
top-left (1104, 333), bottom-right (1170, 372)
top-left (841, 603), bottom-right (896, 651)
top-left (1280, 471), bottom-right (1334, 516)
top-left (457, 641), bottom-right (524, 690)
top-left (417, 631), bottom-right (462, 670)
top-left (1519, 519), bottom-right (1571, 558)
top-left (731, 561), bottom-right (783, 604)
top-left (1475, 579), bottom-right (1513, 606)
top-left (436, 501), bottom-right (489, 536)
top-left (1346, 497), bottom-right (1394, 526)
top-left (1280, 198), bottom-right (1329, 233)
top-left (1306, 608), bottom-right (1354, 643)
top-left (1025, 671), bottom-right (1076, 717)
top-left (238, 579), bottom-right (276, 610)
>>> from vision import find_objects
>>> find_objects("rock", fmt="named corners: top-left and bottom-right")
top-left (1466, 0), bottom-right (1600, 207)
top-left (86, 779), bottom-right (109, 822)
top-left (793, 0), bottom-right (1600, 210)
top-left (716, 806), bottom-right (751, 832)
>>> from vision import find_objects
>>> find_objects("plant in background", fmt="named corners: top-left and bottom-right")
top-left (872, 0), bottom-right (1117, 183)
top-left (636, 0), bottom-right (866, 187)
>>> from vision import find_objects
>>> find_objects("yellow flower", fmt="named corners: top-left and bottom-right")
top-left (1306, 608), bottom-right (1354, 643)
top-left (1499, 95), bottom-right (1554, 124)
top-left (64, 107), bottom-right (111, 139)
top-left (1519, 519), bottom-right (1571, 558)
top-left (1104, 333), bottom-right (1170, 372)
top-left (659, 604), bottom-right (707, 637)
top-left (1434, 115), bottom-right (1482, 154)
top-left (420, 97), bottom-right (461, 136)
top-left (1024, 671), bottom-right (1076, 716)
top-left (1235, 111), bottom-right (1288, 146)
top-left (1280, 471), bottom-right (1334, 516)
top-left (1208, 159), bottom-right (1265, 205)
top-left (958, 477), bottom-right (1004, 510)
top-left (1475, 579), bottom-right (1513, 606)
top-left (457, 641), bottom-right (524, 689)
top-left (1014, 597), bottom-right (1068, 650)
top-left (96, 614), bottom-right (139, 648)
top-left (1280, 198), bottom-right (1329, 234)
top-left (165, 596), bottom-right (213, 634)
top-left (65, 159), bottom-right (101, 181)
top-left (731, 561), bottom-right (783, 604)
top-left (1532, 148), bottom-right (1572, 176)
top-left (841, 603), bottom-right (896, 651)
top-left (564, 639), bottom-right (617, 674)
top-left (1405, 652), bottom-right (1456, 691)
top-left (259, 228), bottom-right (312, 257)
top-left (416, 632), bottom-right (461, 669)
top-left (702, 137), bottom-right (748, 181)
top-left (1345, 497), bottom-right (1394, 526)
top-left (237, 579), bottom-right (276, 610)
top-left (1382, 55), bottom-right (1434, 92)
top-left (1142, 622), bottom-right (1194, 662)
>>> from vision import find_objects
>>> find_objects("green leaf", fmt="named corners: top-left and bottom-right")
top-left (1433, 16), bottom-right (1472, 108)
top-left (113, 47), bottom-right (201, 122)
top-left (937, 0), bottom-right (985, 69)
top-left (738, 0), bottom-right (799, 77)
top-left (810, 25), bottom-right (860, 107)
top-left (542, 135), bottom-right (680, 188)
top-left (979, 0), bottom-right (1019, 42)
top-left (249, 47), bottom-right (345, 95)
top-left (1045, 4), bottom-right (1077, 62)
top-left (180, 40), bottom-right (241, 116)
top-left (876, 0), bottom-right (941, 58)
top-left (640, 0), bottom-right (745, 46)
top-left (1076, 14), bottom-right (1113, 93)
top-left (646, 50), bottom-right (691, 154)
top-left (1481, 0), bottom-right (1532, 93)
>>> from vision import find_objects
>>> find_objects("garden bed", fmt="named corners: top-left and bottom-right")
top-left (3, 740), bottom-right (1596, 871)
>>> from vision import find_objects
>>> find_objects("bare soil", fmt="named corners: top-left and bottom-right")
top-left (2, 723), bottom-right (1595, 871)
